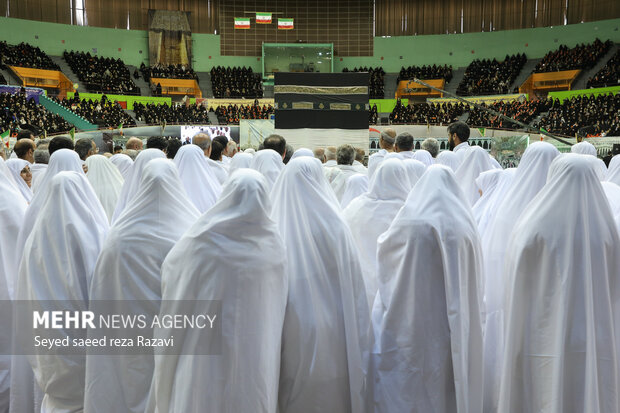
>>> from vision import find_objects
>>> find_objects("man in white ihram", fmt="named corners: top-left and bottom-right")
top-left (330, 144), bottom-right (363, 202)
top-left (368, 129), bottom-right (396, 177)
top-left (447, 120), bottom-right (471, 168)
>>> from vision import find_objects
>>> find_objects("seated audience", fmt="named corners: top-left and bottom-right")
top-left (213, 103), bottom-right (273, 124)
top-left (0, 41), bottom-right (59, 70)
top-left (457, 54), bottom-right (526, 96)
top-left (210, 66), bottom-right (263, 98)
top-left (133, 102), bottom-right (210, 125)
top-left (343, 67), bottom-right (385, 99)
top-left (56, 95), bottom-right (136, 128)
top-left (467, 99), bottom-right (552, 129)
top-left (587, 49), bottom-right (620, 89)
top-left (0, 92), bottom-right (71, 136)
top-left (534, 39), bottom-right (612, 73)
top-left (63, 50), bottom-right (139, 95)
top-left (397, 64), bottom-right (453, 83)
top-left (389, 99), bottom-right (465, 125)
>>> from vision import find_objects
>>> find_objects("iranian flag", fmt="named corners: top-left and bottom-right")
top-left (234, 17), bottom-right (250, 29)
top-left (0, 129), bottom-right (9, 150)
top-left (256, 12), bottom-right (272, 24)
top-left (278, 18), bottom-right (294, 30)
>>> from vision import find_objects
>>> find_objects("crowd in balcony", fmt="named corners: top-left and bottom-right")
top-left (140, 63), bottom-right (198, 82)
top-left (389, 99), bottom-right (466, 124)
top-left (210, 66), bottom-right (263, 98)
top-left (214, 103), bottom-right (274, 124)
top-left (56, 95), bottom-right (136, 128)
top-left (133, 102), bottom-right (211, 125)
top-left (343, 67), bottom-right (386, 99)
top-left (0, 91), bottom-right (71, 135)
top-left (457, 54), bottom-right (526, 96)
top-left (0, 41), bottom-right (59, 70)
top-left (534, 39), bottom-right (612, 73)
top-left (587, 49), bottom-right (620, 89)
top-left (64, 51), bottom-right (140, 95)
top-left (467, 99), bottom-right (552, 129)
top-left (396, 64), bottom-right (453, 83)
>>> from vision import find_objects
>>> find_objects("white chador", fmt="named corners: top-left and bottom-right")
top-left (85, 159), bottom-right (199, 413)
top-left (250, 149), bottom-right (284, 190)
top-left (228, 152), bottom-right (253, 175)
top-left (5, 159), bottom-right (33, 203)
top-left (148, 169), bottom-right (287, 413)
top-left (16, 171), bottom-right (109, 413)
top-left (455, 145), bottom-right (496, 206)
top-left (109, 153), bottom-right (133, 180)
top-left (606, 154), bottom-right (620, 186)
top-left (271, 157), bottom-right (369, 413)
top-left (0, 159), bottom-right (28, 413)
top-left (436, 150), bottom-right (460, 171)
top-left (173, 144), bottom-right (222, 213)
top-left (481, 141), bottom-right (559, 412)
top-left (111, 149), bottom-right (166, 222)
top-left (498, 154), bottom-right (620, 412)
top-left (369, 165), bottom-right (484, 413)
top-left (343, 158), bottom-right (411, 308)
top-left (85, 154), bottom-right (124, 222)
top-left (340, 174), bottom-right (369, 209)
top-left (402, 159), bottom-right (426, 189)
top-left (472, 168), bottom-right (515, 237)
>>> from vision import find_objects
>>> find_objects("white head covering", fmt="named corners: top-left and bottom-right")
top-left (480, 141), bottom-right (559, 411)
top-left (109, 153), bottom-right (133, 180)
top-left (291, 148), bottom-right (314, 159)
top-left (5, 159), bottom-right (32, 203)
top-left (383, 151), bottom-right (403, 161)
top-left (412, 149), bottom-right (434, 167)
top-left (149, 169), bottom-right (287, 413)
top-left (455, 146), bottom-right (495, 206)
top-left (271, 157), bottom-right (368, 413)
top-left (472, 168), bottom-right (516, 237)
top-left (402, 159), bottom-right (426, 190)
top-left (84, 158), bottom-right (199, 413)
top-left (16, 171), bottom-right (109, 413)
top-left (343, 158), bottom-right (410, 308)
top-left (205, 157), bottom-right (229, 184)
top-left (370, 165), bottom-right (483, 413)
top-left (85, 154), bottom-right (124, 222)
top-left (340, 174), bottom-right (369, 209)
top-left (30, 163), bottom-right (48, 188)
top-left (228, 152), bottom-right (253, 175)
top-left (436, 150), bottom-right (460, 171)
top-left (250, 149), bottom-right (283, 190)
top-left (499, 154), bottom-right (620, 412)
top-left (174, 145), bottom-right (222, 213)
top-left (0, 157), bottom-right (21, 194)
top-left (606, 154), bottom-right (620, 186)
top-left (243, 147), bottom-right (256, 155)
top-left (570, 140), bottom-right (597, 156)
top-left (112, 148), bottom-right (166, 222)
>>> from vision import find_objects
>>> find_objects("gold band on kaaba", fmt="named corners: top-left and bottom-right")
top-left (274, 85), bottom-right (369, 95)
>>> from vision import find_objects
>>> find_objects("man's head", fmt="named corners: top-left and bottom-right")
top-left (379, 128), bottom-right (396, 151)
top-left (225, 140), bottom-right (238, 158)
top-left (421, 138), bottom-right (439, 158)
top-left (75, 138), bottom-right (95, 161)
top-left (263, 134), bottom-right (287, 159)
top-left (193, 133), bottom-right (212, 157)
top-left (354, 147), bottom-right (365, 163)
top-left (48, 136), bottom-right (74, 155)
top-left (125, 137), bottom-right (143, 151)
top-left (395, 132), bottom-right (414, 152)
top-left (34, 146), bottom-right (50, 164)
top-left (13, 139), bottom-right (35, 163)
top-left (166, 138), bottom-right (182, 159)
top-left (16, 129), bottom-right (35, 141)
top-left (209, 140), bottom-right (224, 161)
top-left (337, 144), bottom-right (355, 165)
top-left (447, 121), bottom-right (470, 151)
top-left (325, 146), bottom-right (337, 161)
top-left (114, 145), bottom-right (123, 154)
top-left (147, 136), bottom-right (168, 153)
top-left (313, 147), bottom-right (326, 163)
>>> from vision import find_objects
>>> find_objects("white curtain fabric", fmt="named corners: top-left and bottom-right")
top-left (174, 145), bottom-right (222, 213)
top-left (149, 169), bottom-right (287, 413)
top-left (340, 174), bottom-right (369, 209)
top-left (455, 146), bottom-right (496, 206)
top-left (85, 159), bottom-right (199, 413)
top-left (480, 141), bottom-right (559, 412)
top-left (605, 154), bottom-right (620, 186)
top-left (228, 152), bottom-right (253, 175)
top-left (16, 171), bottom-right (108, 413)
top-left (112, 149), bottom-right (166, 223)
top-left (5, 159), bottom-right (32, 203)
top-left (370, 165), bottom-right (484, 413)
top-left (85, 155), bottom-right (124, 222)
top-left (250, 149), bottom-right (284, 190)
top-left (343, 158), bottom-right (411, 308)
top-left (109, 153), bottom-right (134, 180)
top-left (271, 157), bottom-right (368, 413)
top-left (498, 154), bottom-right (620, 412)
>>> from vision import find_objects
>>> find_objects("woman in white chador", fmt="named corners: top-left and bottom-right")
top-left (472, 168), bottom-right (516, 237)
top-left (606, 154), bottom-right (620, 186)
top-left (498, 154), bottom-right (620, 412)
top-left (16, 171), bottom-right (108, 413)
top-left (271, 157), bottom-right (368, 413)
top-left (340, 174), bottom-right (369, 209)
top-left (5, 159), bottom-right (32, 203)
top-left (455, 145), bottom-right (496, 206)
top-left (250, 149), bottom-right (283, 190)
top-left (85, 159), bottom-right (199, 413)
top-left (343, 158), bottom-right (411, 308)
top-left (109, 153), bottom-right (133, 179)
top-left (85, 154), bottom-right (124, 222)
top-left (173, 144), bottom-right (222, 213)
top-left (148, 169), bottom-right (287, 413)
top-left (369, 165), bottom-right (484, 413)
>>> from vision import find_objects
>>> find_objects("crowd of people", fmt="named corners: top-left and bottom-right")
top-left (139, 62), bottom-right (198, 82)
top-left (396, 64), bottom-right (453, 83)
top-left (63, 50), bottom-right (140, 95)
top-left (0, 41), bottom-right (59, 70)
top-left (343, 67), bottom-right (386, 99)
top-left (210, 66), bottom-right (263, 98)
top-left (133, 102), bottom-right (211, 125)
top-left (534, 38), bottom-right (612, 73)
top-left (389, 99), bottom-right (466, 124)
top-left (3, 128), bottom-right (620, 413)
top-left (457, 54), bottom-right (527, 96)
top-left (587, 49), bottom-right (620, 89)
top-left (536, 93), bottom-right (620, 137)
top-left (0, 92), bottom-right (71, 136)
top-left (213, 103), bottom-right (274, 124)
top-left (369, 103), bottom-right (378, 124)
top-left (467, 98), bottom-right (552, 129)
top-left (56, 95), bottom-right (136, 128)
